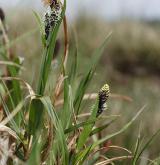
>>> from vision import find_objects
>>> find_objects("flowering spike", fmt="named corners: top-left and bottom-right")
top-left (97, 84), bottom-right (110, 116)
top-left (44, 0), bottom-right (62, 40)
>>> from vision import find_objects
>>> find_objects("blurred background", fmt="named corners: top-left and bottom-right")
top-left (1, 0), bottom-right (160, 160)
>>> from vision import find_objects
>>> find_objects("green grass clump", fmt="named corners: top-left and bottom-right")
top-left (0, 1), bottom-right (160, 165)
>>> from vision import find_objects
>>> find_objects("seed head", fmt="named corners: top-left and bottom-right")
top-left (43, 0), bottom-right (62, 39)
top-left (97, 84), bottom-right (110, 116)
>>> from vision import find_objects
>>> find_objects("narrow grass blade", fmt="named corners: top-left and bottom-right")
top-left (61, 68), bottom-right (73, 129)
top-left (68, 33), bottom-right (78, 84)
top-left (0, 60), bottom-right (25, 70)
top-left (74, 146), bottom-right (92, 165)
top-left (132, 126), bottom-right (142, 164)
top-left (29, 1), bottom-right (66, 139)
top-left (133, 128), bottom-right (160, 165)
top-left (28, 98), bottom-right (44, 136)
top-left (1, 100), bottom-right (24, 126)
top-left (74, 69), bottom-right (94, 115)
top-left (40, 96), bottom-right (69, 164)
top-left (74, 32), bottom-right (112, 115)
top-left (2, 57), bottom-right (23, 126)
top-left (32, 10), bottom-right (46, 46)
top-left (27, 138), bottom-right (42, 165)
top-left (77, 97), bottom-right (99, 150)
top-left (37, 0), bottom-right (66, 95)
top-left (93, 105), bottom-right (146, 148)
top-left (90, 119), bottom-right (117, 136)
top-left (0, 93), bottom-right (20, 133)
top-left (75, 105), bottom-right (146, 163)
top-left (64, 118), bottom-right (103, 134)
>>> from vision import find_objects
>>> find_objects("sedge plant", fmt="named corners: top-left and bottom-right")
top-left (0, 0), bottom-right (160, 164)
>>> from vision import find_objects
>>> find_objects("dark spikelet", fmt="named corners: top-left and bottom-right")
top-left (50, 0), bottom-right (61, 10)
top-left (97, 84), bottom-right (110, 117)
top-left (0, 8), bottom-right (5, 22)
top-left (44, 13), bottom-right (51, 39)
top-left (44, 1), bottom-right (62, 40)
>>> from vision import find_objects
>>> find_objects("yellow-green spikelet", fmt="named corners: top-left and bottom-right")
top-left (100, 84), bottom-right (110, 93)
top-left (97, 84), bottom-right (110, 116)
